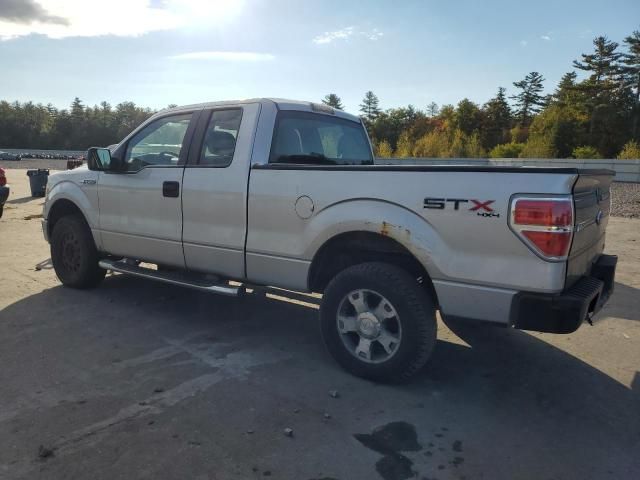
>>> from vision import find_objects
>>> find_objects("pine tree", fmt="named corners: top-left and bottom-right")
top-left (553, 72), bottom-right (578, 106)
top-left (573, 36), bottom-right (622, 84)
top-left (621, 30), bottom-right (640, 137)
top-left (511, 72), bottom-right (546, 126)
top-left (426, 102), bottom-right (439, 117)
top-left (482, 87), bottom-right (512, 149)
top-left (359, 91), bottom-right (381, 123)
top-left (321, 94), bottom-right (344, 110)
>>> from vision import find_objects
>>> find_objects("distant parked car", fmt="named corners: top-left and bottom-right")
top-left (0, 168), bottom-right (9, 218)
top-left (0, 151), bottom-right (19, 161)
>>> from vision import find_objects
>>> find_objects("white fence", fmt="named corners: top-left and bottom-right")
top-left (375, 158), bottom-right (640, 182)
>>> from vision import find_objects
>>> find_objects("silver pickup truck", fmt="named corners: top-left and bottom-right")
top-left (42, 98), bottom-right (617, 382)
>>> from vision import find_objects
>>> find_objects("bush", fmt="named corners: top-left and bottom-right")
top-left (520, 134), bottom-right (555, 158)
top-left (617, 140), bottom-right (640, 159)
top-left (374, 140), bottom-right (393, 157)
top-left (394, 132), bottom-right (414, 158)
top-left (572, 145), bottom-right (602, 159)
top-left (489, 142), bottom-right (525, 158)
top-left (413, 130), bottom-right (449, 157)
top-left (465, 132), bottom-right (486, 158)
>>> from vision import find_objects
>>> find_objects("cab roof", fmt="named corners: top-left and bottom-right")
top-left (159, 98), bottom-right (362, 123)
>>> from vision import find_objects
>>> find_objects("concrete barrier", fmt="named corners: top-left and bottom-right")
top-left (375, 158), bottom-right (640, 182)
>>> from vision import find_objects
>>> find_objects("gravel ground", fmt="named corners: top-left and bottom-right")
top-left (611, 182), bottom-right (640, 218)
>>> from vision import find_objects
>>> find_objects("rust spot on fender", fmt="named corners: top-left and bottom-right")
top-left (380, 221), bottom-right (391, 236)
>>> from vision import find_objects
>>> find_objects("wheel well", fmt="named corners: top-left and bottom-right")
top-left (47, 199), bottom-right (86, 237)
top-left (308, 231), bottom-right (437, 301)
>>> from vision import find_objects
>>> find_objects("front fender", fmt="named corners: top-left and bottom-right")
top-left (303, 198), bottom-right (451, 280)
top-left (45, 179), bottom-right (102, 249)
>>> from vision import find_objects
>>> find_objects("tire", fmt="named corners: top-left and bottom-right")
top-left (320, 262), bottom-right (437, 383)
top-left (51, 214), bottom-right (105, 289)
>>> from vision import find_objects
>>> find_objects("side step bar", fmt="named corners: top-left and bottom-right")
top-left (98, 259), bottom-right (239, 296)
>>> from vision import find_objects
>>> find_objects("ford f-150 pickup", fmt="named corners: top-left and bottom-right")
top-left (42, 98), bottom-right (617, 382)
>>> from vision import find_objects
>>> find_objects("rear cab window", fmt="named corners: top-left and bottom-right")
top-left (199, 109), bottom-right (243, 167)
top-left (269, 111), bottom-right (373, 165)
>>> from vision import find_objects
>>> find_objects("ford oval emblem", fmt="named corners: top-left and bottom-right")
top-left (595, 210), bottom-right (603, 225)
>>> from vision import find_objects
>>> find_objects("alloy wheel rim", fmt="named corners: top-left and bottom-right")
top-left (336, 289), bottom-right (402, 364)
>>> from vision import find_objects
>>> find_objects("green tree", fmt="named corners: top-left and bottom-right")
top-left (573, 35), bottom-right (631, 150)
top-left (511, 72), bottom-right (546, 126)
top-left (321, 93), bottom-right (344, 110)
top-left (574, 36), bottom-right (622, 84)
top-left (621, 30), bottom-right (640, 138)
top-left (454, 98), bottom-right (483, 136)
top-left (426, 102), bottom-right (439, 117)
top-left (552, 72), bottom-right (582, 107)
top-left (481, 87), bottom-right (512, 149)
top-left (369, 105), bottom-right (423, 149)
top-left (359, 91), bottom-right (381, 123)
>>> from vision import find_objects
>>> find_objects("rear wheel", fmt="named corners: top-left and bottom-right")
top-left (320, 262), bottom-right (437, 382)
top-left (51, 215), bottom-right (105, 289)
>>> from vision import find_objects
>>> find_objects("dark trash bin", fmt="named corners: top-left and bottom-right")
top-left (27, 169), bottom-right (49, 197)
top-left (67, 159), bottom-right (83, 170)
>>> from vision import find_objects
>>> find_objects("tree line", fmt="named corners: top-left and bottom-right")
top-left (1, 29), bottom-right (639, 159)
top-left (0, 98), bottom-right (154, 151)
top-left (321, 29), bottom-right (640, 159)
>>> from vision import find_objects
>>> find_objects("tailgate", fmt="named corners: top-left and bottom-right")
top-left (566, 171), bottom-right (614, 287)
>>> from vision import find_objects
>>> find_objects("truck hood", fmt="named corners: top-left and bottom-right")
top-left (47, 165), bottom-right (95, 189)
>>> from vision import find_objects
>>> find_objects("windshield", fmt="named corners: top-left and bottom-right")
top-left (269, 111), bottom-right (373, 165)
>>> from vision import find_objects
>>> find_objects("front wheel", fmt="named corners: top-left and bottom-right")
top-left (51, 215), bottom-right (105, 289)
top-left (320, 262), bottom-right (437, 383)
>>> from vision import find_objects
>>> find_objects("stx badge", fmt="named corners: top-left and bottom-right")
top-left (423, 197), bottom-right (499, 217)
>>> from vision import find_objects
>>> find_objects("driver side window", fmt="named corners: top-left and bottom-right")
top-left (124, 113), bottom-right (192, 172)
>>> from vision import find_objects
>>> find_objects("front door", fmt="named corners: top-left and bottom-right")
top-left (98, 111), bottom-right (199, 267)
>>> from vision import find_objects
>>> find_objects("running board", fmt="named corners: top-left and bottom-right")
top-left (98, 259), bottom-right (239, 296)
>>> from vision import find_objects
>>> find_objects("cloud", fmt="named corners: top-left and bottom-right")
top-left (0, 0), bottom-right (68, 25)
top-left (169, 51), bottom-right (275, 61)
top-left (0, 0), bottom-right (244, 40)
top-left (313, 26), bottom-right (355, 44)
top-left (520, 40), bottom-right (528, 47)
top-left (313, 26), bottom-right (383, 45)
top-left (540, 35), bottom-right (551, 41)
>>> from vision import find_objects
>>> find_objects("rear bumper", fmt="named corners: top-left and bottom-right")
top-left (511, 254), bottom-right (617, 334)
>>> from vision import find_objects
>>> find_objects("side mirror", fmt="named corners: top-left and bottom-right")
top-left (87, 147), bottom-right (112, 171)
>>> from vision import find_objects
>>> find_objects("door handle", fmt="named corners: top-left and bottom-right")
top-left (163, 181), bottom-right (180, 198)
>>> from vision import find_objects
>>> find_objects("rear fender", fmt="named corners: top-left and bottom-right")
top-left (303, 199), bottom-right (449, 280)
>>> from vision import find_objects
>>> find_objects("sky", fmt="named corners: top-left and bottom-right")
top-left (0, 0), bottom-right (639, 114)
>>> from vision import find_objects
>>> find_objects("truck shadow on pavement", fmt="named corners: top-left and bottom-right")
top-left (1, 274), bottom-right (638, 479)
top-left (603, 282), bottom-right (640, 321)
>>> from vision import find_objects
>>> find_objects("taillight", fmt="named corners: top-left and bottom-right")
top-left (0, 168), bottom-right (6, 187)
top-left (509, 196), bottom-right (574, 260)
